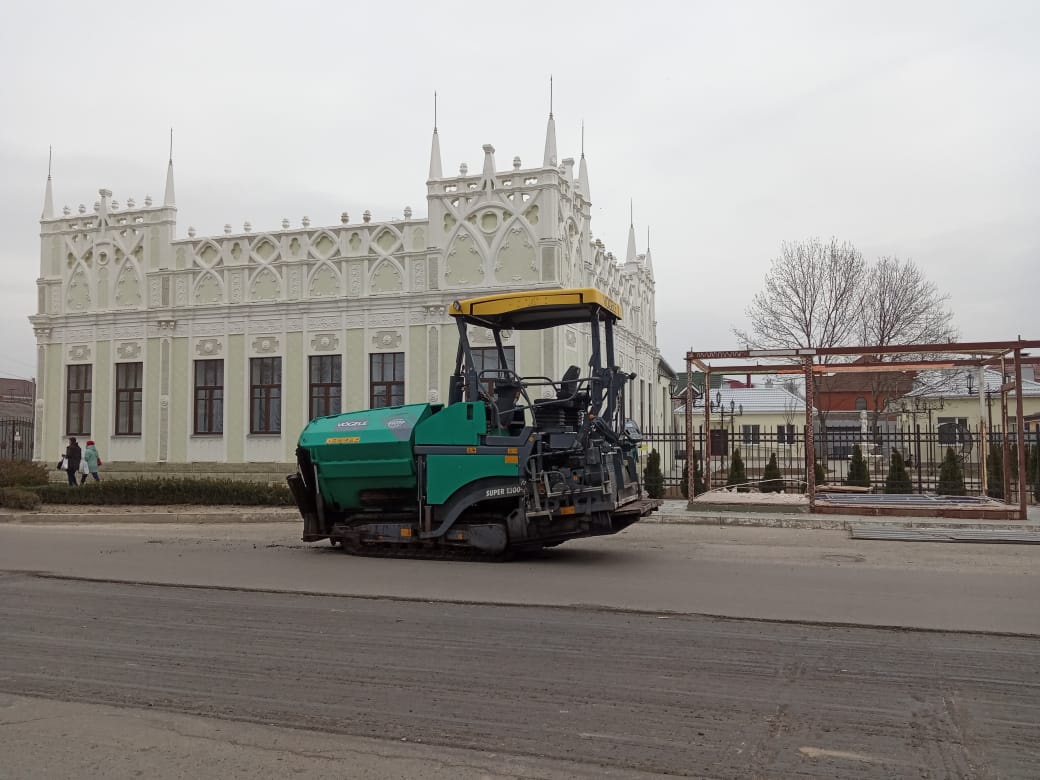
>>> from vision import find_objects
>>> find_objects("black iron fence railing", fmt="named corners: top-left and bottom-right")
top-left (641, 425), bottom-right (1040, 503)
top-left (0, 418), bottom-right (34, 462)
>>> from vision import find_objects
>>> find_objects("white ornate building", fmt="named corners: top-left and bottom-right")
top-left (31, 112), bottom-right (663, 466)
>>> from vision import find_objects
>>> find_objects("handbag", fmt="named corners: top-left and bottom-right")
top-left (79, 460), bottom-right (90, 476)
top-left (57, 456), bottom-right (67, 471)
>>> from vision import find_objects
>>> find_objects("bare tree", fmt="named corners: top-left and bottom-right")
top-left (734, 241), bottom-right (958, 454)
top-left (858, 257), bottom-right (957, 348)
top-left (733, 238), bottom-right (864, 446)
top-left (857, 256), bottom-right (958, 429)
top-left (733, 237), bottom-right (864, 358)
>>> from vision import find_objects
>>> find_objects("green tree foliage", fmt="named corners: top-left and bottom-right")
top-left (726, 448), bottom-right (749, 492)
top-left (884, 450), bottom-right (912, 494)
top-left (760, 452), bottom-right (784, 493)
top-left (936, 447), bottom-right (966, 496)
top-left (643, 449), bottom-right (665, 499)
top-left (986, 446), bottom-right (1004, 500)
top-left (845, 444), bottom-right (871, 488)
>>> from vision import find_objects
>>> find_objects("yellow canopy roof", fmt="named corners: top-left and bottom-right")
top-left (449, 288), bottom-right (623, 329)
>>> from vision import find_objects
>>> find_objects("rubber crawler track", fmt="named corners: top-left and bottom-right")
top-left (335, 538), bottom-right (514, 563)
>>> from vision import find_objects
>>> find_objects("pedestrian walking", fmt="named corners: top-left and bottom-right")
top-left (81, 440), bottom-right (102, 483)
top-left (64, 437), bottom-right (82, 486)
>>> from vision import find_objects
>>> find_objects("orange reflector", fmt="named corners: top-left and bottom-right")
top-left (466, 447), bottom-right (478, 454)
top-left (561, 506), bottom-right (576, 515)
top-left (400, 528), bottom-right (412, 537)
top-left (504, 455), bottom-right (518, 464)
top-left (507, 447), bottom-right (518, 455)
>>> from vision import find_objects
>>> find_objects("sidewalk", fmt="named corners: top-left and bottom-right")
top-left (2, 499), bottom-right (1038, 532)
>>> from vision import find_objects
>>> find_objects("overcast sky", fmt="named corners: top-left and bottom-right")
top-left (2, 0), bottom-right (1037, 381)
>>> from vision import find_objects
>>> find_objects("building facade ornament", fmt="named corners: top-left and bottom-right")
top-left (30, 119), bottom-right (663, 464)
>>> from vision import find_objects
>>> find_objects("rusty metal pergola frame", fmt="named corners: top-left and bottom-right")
top-left (684, 338), bottom-right (1040, 520)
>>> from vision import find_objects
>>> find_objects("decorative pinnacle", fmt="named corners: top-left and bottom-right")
top-left (549, 75), bottom-right (553, 118)
top-left (48, 145), bottom-right (52, 179)
top-left (169, 127), bottom-right (173, 162)
top-left (434, 90), bottom-right (438, 132)
top-left (580, 121), bottom-right (584, 158)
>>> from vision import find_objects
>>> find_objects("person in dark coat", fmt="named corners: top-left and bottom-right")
top-left (64, 437), bottom-right (82, 486)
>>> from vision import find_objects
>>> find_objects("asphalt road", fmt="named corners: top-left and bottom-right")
top-left (1, 522), bottom-right (1039, 633)
top-left (1, 572), bottom-right (1038, 779)
top-left (1, 522), bottom-right (1038, 778)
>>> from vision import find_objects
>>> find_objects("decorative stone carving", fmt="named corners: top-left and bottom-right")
top-left (192, 321), bottom-right (225, 336)
top-left (308, 315), bottom-right (341, 330)
top-left (195, 338), bottom-right (222, 356)
top-left (116, 341), bottom-right (142, 360)
top-left (286, 318), bottom-right (304, 332)
top-left (248, 320), bottom-right (281, 334)
top-left (157, 318), bottom-right (177, 331)
top-left (67, 327), bottom-right (96, 341)
top-left (427, 389), bottom-right (440, 404)
top-left (68, 344), bottom-right (91, 362)
top-left (251, 337), bottom-right (279, 354)
top-left (175, 277), bottom-right (188, 307)
top-left (349, 266), bottom-right (362, 296)
top-left (310, 333), bottom-right (339, 351)
top-left (566, 330), bottom-right (577, 348)
top-left (227, 319), bottom-right (246, 334)
top-left (371, 330), bottom-right (402, 349)
top-left (112, 325), bottom-right (143, 340)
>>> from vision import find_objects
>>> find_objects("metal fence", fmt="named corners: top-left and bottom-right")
top-left (0, 418), bottom-right (34, 462)
top-left (642, 425), bottom-right (1040, 503)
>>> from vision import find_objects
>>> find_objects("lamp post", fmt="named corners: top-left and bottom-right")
top-left (710, 391), bottom-right (743, 456)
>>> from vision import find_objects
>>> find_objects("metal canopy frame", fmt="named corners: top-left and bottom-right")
top-left (684, 338), bottom-right (1040, 519)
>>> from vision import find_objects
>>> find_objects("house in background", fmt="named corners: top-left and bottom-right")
top-left (903, 369), bottom-right (1040, 442)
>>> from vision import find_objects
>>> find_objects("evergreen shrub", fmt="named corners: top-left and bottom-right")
top-left (36, 478), bottom-right (294, 506)
top-left (726, 448), bottom-right (748, 492)
top-left (643, 449), bottom-right (665, 499)
top-left (0, 487), bottom-right (42, 510)
top-left (986, 447), bottom-right (1004, 500)
top-left (0, 460), bottom-right (50, 488)
top-left (884, 450), bottom-right (913, 494)
top-left (936, 448), bottom-right (966, 496)
top-left (760, 453), bottom-right (784, 493)
top-left (845, 445), bottom-right (871, 488)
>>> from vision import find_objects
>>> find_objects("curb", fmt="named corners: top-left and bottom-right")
top-left (648, 512), bottom-right (1040, 532)
top-left (1, 511), bottom-right (299, 525)
top-left (4, 510), bottom-right (1037, 534)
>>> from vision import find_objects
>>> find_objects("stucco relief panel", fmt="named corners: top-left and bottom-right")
top-left (371, 330), bottom-right (402, 350)
top-left (68, 344), bottom-right (91, 363)
top-left (195, 338), bottom-right (223, 357)
top-left (250, 337), bottom-right (280, 355)
top-left (310, 333), bottom-right (339, 352)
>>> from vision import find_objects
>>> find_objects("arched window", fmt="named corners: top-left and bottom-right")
top-left (855, 397), bottom-right (867, 411)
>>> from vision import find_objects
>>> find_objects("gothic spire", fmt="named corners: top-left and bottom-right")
top-left (542, 76), bottom-right (557, 167)
top-left (429, 91), bottom-right (443, 179)
top-left (644, 226), bottom-right (654, 278)
top-left (163, 128), bottom-right (176, 207)
top-left (577, 122), bottom-right (591, 202)
top-left (41, 146), bottom-right (54, 220)
top-left (626, 200), bottom-right (637, 263)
